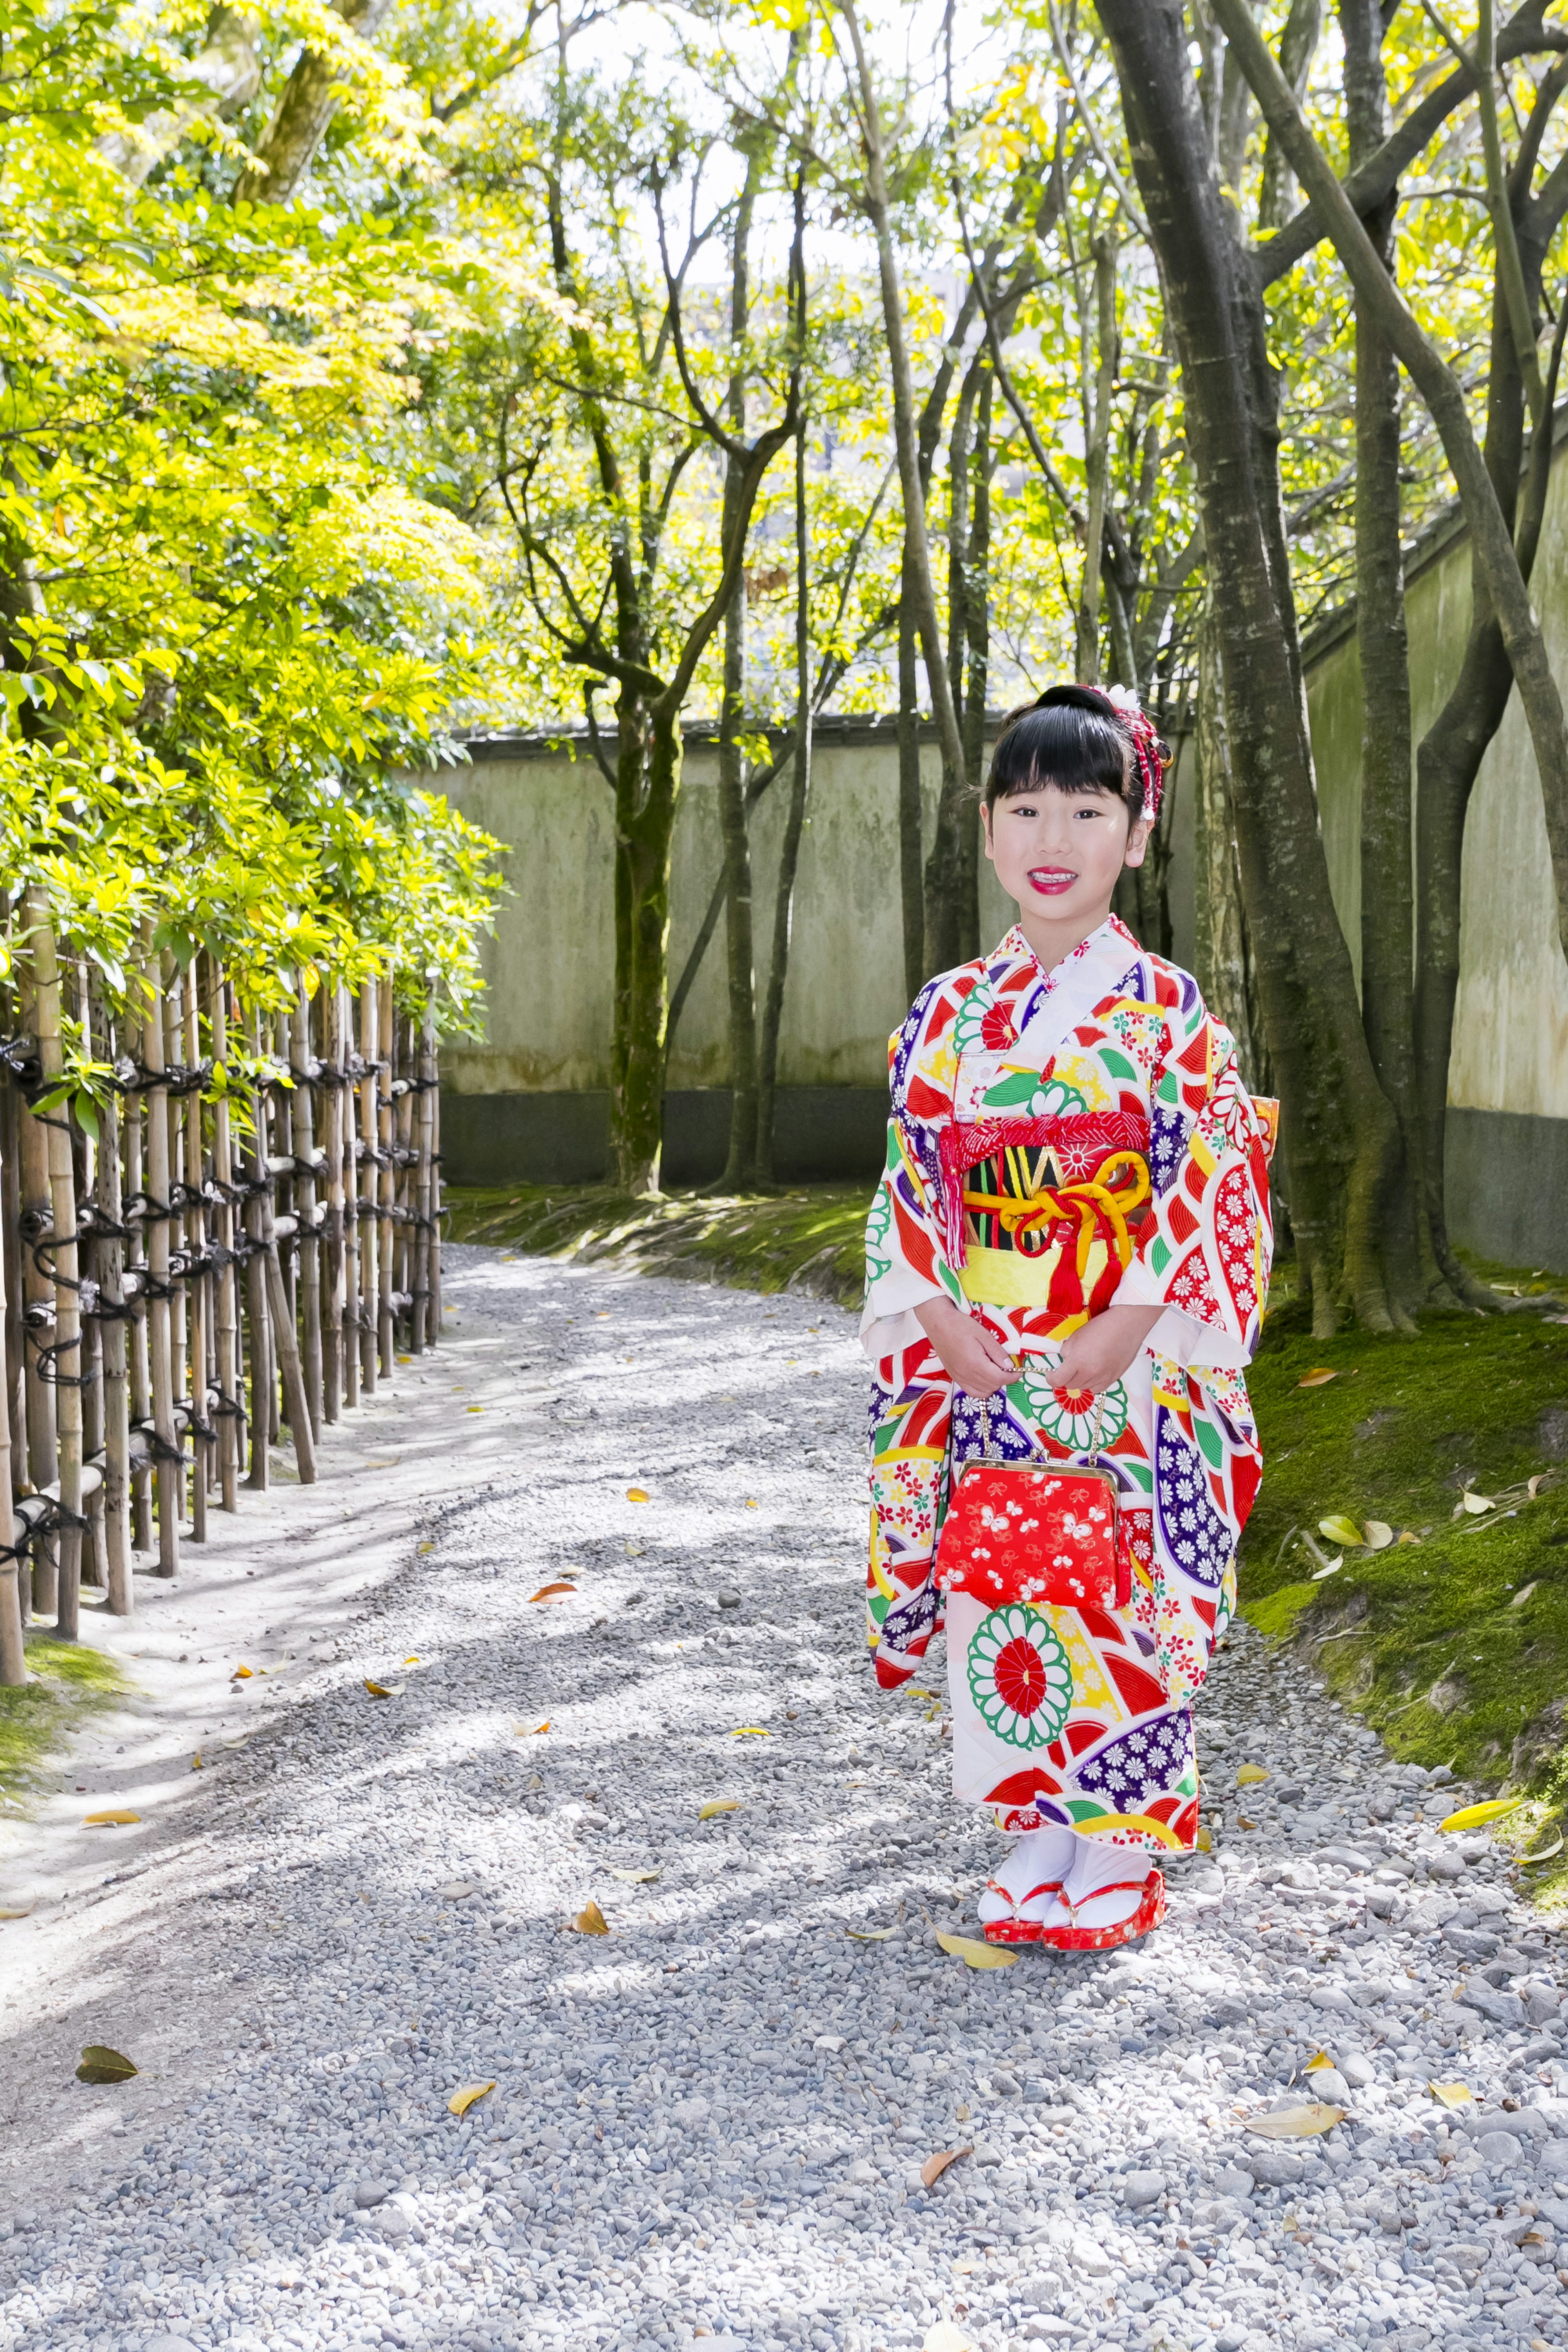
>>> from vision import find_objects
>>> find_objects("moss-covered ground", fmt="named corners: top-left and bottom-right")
top-left (444, 1182), bottom-right (1568, 1868)
top-left (0, 1633), bottom-right (123, 1820)
top-left (444, 1182), bottom-right (866, 1305)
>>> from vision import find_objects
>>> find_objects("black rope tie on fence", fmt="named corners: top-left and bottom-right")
top-left (132, 1422), bottom-right (186, 1466)
top-left (29, 1330), bottom-right (94, 1390)
top-left (209, 1388), bottom-right (248, 1427)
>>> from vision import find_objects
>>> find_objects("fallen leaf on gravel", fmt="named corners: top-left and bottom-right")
top-left (1194, 1827), bottom-right (1213, 1852)
top-left (1236, 1763), bottom-right (1269, 1785)
top-left (908, 1687), bottom-right (938, 1700)
top-left (232, 1665), bottom-right (253, 1679)
top-left (1363, 1520), bottom-right (1394, 1550)
top-left (363, 1679), bottom-right (404, 1699)
top-left (1319, 1515), bottom-right (1364, 1548)
top-left (1303, 2050), bottom-right (1334, 2073)
top-left (610, 1868), bottom-right (661, 1883)
top-left (846, 1926), bottom-right (896, 1942)
top-left (922, 2315), bottom-right (976, 2351)
top-left (1428, 2081), bottom-right (1474, 2110)
top-left (418, 1542), bottom-right (434, 1555)
top-left (731, 1726), bottom-right (769, 1737)
top-left (626, 1487), bottom-right (650, 1503)
top-left (744, 1498), bottom-right (759, 1509)
top-left (1247, 2104), bottom-right (1345, 2137)
top-left (1460, 1490), bottom-right (1495, 1515)
top-left (955, 2102), bottom-right (970, 2121)
top-left (76, 2045), bottom-right (137, 2084)
top-left (514, 1719), bottom-right (550, 1737)
top-left (934, 1930), bottom-right (1016, 1970)
top-left (571, 1901), bottom-right (609, 1935)
top-left (190, 1754), bottom-right (202, 1771)
top-left (82, 1810), bottom-right (139, 1827)
top-left (528, 1583), bottom-right (577, 1604)
top-left (0, 1902), bottom-right (35, 1919)
top-left (625, 1541), bottom-right (646, 1557)
top-left (447, 2081), bottom-right (494, 2116)
top-left (1298, 1368), bottom-right (1338, 1388)
top-left (403, 1656), bottom-right (420, 1666)
top-left (1440, 1797), bottom-right (1523, 1832)
top-left (1237, 1816), bottom-right (1258, 1830)
top-left (699, 1800), bottom-right (740, 1820)
top-left (920, 2147), bottom-right (971, 2189)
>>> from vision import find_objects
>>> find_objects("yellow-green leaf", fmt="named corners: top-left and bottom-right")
top-left (626, 1487), bottom-right (650, 1502)
top-left (1246, 2103), bottom-right (1345, 2138)
top-left (1439, 1797), bottom-right (1524, 1833)
top-left (846, 1925), bottom-right (896, 1942)
top-left (1236, 1763), bottom-right (1269, 1785)
top-left (82, 1809), bottom-right (139, 1826)
top-left (1319, 1515), bottom-right (1363, 1548)
top-left (699, 1799), bottom-right (740, 1819)
top-left (363, 1679), bottom-right (404, 1699)
top-left (934, 1929), bottom-right (1016, 1970)
top-left (731, 1726), bottom-right (769, 1737)
top-left (1428, 2081), bottom-right (1474, 2110)
top-left (1461, 1490), bottom-right (1495, 1515)
top-left (1522, 1833), bottom-right (1563, 1866)
top-left (447, 2080), bottom-right (494, 2116)
top-left (1298, 1368), bottom-right (1338, 1388)
top-left (76, 2045), bottom-right (137, 2084)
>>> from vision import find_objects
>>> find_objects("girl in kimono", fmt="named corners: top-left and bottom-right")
top-left (862, 684), bottom-right (1273, 1951)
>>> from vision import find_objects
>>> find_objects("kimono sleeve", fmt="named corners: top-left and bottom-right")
top-left (1111, 1000), bottom-right (1274, 1371)
top-left (860, 975), bottom-right (969, 1361)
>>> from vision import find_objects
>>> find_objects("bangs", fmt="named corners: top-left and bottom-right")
top-left (984, 696), bottom-right (1134, 808)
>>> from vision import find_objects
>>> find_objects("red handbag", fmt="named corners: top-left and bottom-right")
top-left (935, 1396), bottom-right (1131, 1612)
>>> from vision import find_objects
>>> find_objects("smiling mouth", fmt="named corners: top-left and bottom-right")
top-left (1027, 867), bottom-right (1078, 893)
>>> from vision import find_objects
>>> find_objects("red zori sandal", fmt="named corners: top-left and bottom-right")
top-left (977, 1874), bottom-right (1071, 1946)
top-left (1035, 1867), bottom-right (1167, 1953)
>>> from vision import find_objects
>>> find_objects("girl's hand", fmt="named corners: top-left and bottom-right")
top-left (1053, 1303), bottom-right (1165, 1394)
top-left (914, 1295), bottom-right (1017, 1399)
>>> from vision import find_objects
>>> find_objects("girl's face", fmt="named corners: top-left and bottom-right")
top-left (982, 777), bottom-right (1151, 929)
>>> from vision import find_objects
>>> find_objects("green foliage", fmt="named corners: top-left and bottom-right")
top-left (1241, 1281), bottom-right (1568, 1792)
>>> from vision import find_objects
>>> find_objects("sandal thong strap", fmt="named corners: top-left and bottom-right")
top-left (984, 1875), bottom-right (1067, 1919)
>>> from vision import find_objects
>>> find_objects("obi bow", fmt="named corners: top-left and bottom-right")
top-left (961, 1150), bottom-right (1151, 1318)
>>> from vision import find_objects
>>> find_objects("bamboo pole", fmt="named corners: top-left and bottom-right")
top-left (321, 981), bottom-right (345, 1423)
top-left (125, 1085), bottom-right (152, 1552)
top-left (182, 964), bottom-right (208, 1544)
top-left (87, 970), bottom-right (132, 1614)
top-left (340, 984), bottom-right (361, 1411)
top-left (413, 994), bottom-right (436, 1357)
top-left (291, 978), bottom-right (323, 1438)
top-left (18, 1053), bottom-right (57, 1615)
top-left (251, 1013), bottom-right (316, 1484)
top-left (357, 981), bottom-right (378, 1395)
top-left (166, 973), bottom-right (188, 1528)
top-left (208, 962), bottom-right (242, 1513)
top-left (243, 1011), bottom-right (272, 1491)
top-left (27, 889), bottom-right (85, 1637)
top-left (426, 1026), bottom-right (442, 1349)
top-left (0, 1176), bottom-right (24, 1684)
top-left (141, 936), bottom-right (179, 1577)
top-left (377, 976), bottom-right (395, 1375)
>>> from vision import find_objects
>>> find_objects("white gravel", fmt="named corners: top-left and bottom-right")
top-left (2, 1243), bottom-right (1568, 2352)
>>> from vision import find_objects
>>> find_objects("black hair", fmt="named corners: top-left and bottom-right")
top-left (982, 684), bottom-right (1138, 813)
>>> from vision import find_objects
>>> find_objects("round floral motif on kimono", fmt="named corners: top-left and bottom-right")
top-left (1016, 1367), bottom-right (1129, 1454)
top-left (952, 979), bottom-right (1016, 1057)
top-left (966, 1605), bottom-right (1073, 1748)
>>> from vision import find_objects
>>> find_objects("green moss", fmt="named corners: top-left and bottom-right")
top-left (1240, 1279), bottom-right (1568, 1796)
top-left (0, 1634), bottom-right (124, 1811)
top-left (444, 1182), bottom-right (867, 1305)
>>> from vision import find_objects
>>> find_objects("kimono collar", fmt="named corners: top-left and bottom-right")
top-left (996, 914), bottom-right (1143, 1042)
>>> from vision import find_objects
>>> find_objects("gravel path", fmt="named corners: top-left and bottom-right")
top-left (3, 1245), bottom-right (1568, 2352)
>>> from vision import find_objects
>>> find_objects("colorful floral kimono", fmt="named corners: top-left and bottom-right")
top-left (862, 915), bottom-right (1274, 1855)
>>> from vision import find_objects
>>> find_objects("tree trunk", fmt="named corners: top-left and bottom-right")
top-left (1258, 0), bottom-right (1323, 229)
top-left (838, 0), bottom-right (969, 989)
top-left (233, 0), bottom-right (392, 204)
top-left (1341, 0), bottom-right (1422, 1319)
top-left (896, 562), bottom-right (926, 1001)
top-left (1075, 236), bottom-right (1118, 683)
top-left (716, 147), bottom-right (765, 1192)
top-left (1194, 583), bottom-right (1265, 1086)
top-left (1100, 0), bottom-right (1403, 1335)
top-left (612, 704), bottom-right (680, 1195)
top-left (759, 410), bottom-right (815, 1183)
top-left (927, 356), bottom-right (982, 972)
top-left (958, 366), bottom-right (992, 962)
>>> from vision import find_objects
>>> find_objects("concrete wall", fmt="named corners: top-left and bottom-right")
top-left (1301, 430), bottom-right (1568, 1270)
top-left (439, 717), bottom-right (1013, 1188)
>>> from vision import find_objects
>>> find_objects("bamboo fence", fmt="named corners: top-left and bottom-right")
top-left (0, 911), bottom-right (443, 1682)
